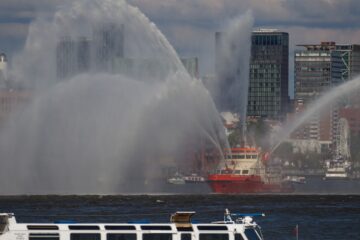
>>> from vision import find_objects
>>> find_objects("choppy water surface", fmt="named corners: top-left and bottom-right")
top-left (0, 195), bottom-right (359, 240)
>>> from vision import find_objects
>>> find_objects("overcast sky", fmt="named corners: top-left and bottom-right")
top-left (1, 0), bottom-right (360, 97)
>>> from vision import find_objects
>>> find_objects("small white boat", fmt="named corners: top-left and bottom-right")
top-left (324, 159), bottom-right (351, 180)
top-left (0, 209), bottom-right (265, 240)
top-left (283, 176), bottom-right (306, 184)
top-left (167, 173), bottom-right (185, 184)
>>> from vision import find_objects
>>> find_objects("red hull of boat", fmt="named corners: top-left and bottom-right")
top-left (208, 174), bottom-right (294, 194)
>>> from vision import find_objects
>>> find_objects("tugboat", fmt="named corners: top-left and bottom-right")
top-left (0, 210), bottom-right (265, 240)
top-left (207, 147), bottom-right (293, 193)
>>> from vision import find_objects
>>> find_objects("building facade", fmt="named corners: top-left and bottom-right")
top-left (56, 24), bottom-right (124, 80)
top-left (248, 30), bottom-right (289, 120)
top-left (215, 30), bottom-right (289, 119)
top-left (181, 57), bottom-right (199, 79)
top-left (292, 42), bottom-right (360, 151)
top-left (0, 53), bottom-right (7, 87)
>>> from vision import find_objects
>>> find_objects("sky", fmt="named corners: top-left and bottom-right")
top-left (1, 0), bottom-right (360, 97)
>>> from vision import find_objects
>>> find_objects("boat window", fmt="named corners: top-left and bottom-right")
top-left (234, 170), bottom-right (241, 175)
top-left (27, 225), bottom-right (59, 230)
top-left (244, 229), bottom-right (261, 240)
top-left (0, 215), bottom-right (9, 234)
top-left (105, 225), bottom-right (136, 230)
top-left (197, 226), bottom-right (228, 231)
top-left (143, 233), bottom-right (172, 240)
top-left (69, 225), bottom-right (100, 230)
top-left (242, 170), bottom-right (249, 175)
top-left (71, 233), bottom-right (101, 240)
top-left (234, 234), bottom-right (244, 240)
top-left (251, 155), bottom-right (257, 159)
top-left (29, 233), bottom-right (59, 240)
top-left (239, 155), bottom-right (245, 159)
top-left (141, 225), bottom-right (172, 230)
top-left (107, 233), bottom-right (137, 240)
top-left (199, 233), bottom-right (228, 240)
top-left (177, 226), bottom-right (193, 232)
top-left (181, 233), bottom-right (192, 240)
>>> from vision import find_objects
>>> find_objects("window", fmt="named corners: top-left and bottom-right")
top-left (177, 227), bottom-right (193, 232)
top-left (29, 233), bottom-right (59, 240)
top-left (199, 234), bottom-right (228, 240)
top-left (244, 229), bottom-right (261, 240)
top-left (181, 233), bottom-right (192, 240)
top-left (197, 226), bottom-right (227, 231)
top-left (71, 233), bottom-right (101, 240)
top-left (69, 226), bottom-right (99, 230)
top-left (107, 233), bottom-right (137, 240)
top-left (27, 226), bottom-right (59, 230)
top-left (141, 226), bottom-right (172, 230)
top-left (234, 233), bottom-right (245, 240)
top-left (143, 233), bottom-right (172, 240)
top-left (242, 170), bottom-right (249, 175)
top-left (105, 226), bottom-right (136, 230)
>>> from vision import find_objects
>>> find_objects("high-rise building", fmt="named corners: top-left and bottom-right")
top-left (248, 29), bottom-right (289, 119)
top-left (93, 23), bottom-right (124, 71)
top-left (56, 36), bottom-right (92, 80)
top-left (56, 24), bottom-right (124, 80)
top-left (56, 37), bottom-right (78, 80)
top-left (292, 42), bottom-right (360, 150)
top-left (295, 42), bottom-right (343, 103)
top-left (181, 57), bottom-right (199, 78)
top-left (0, 53), bottom-right (7, 87)
top-left (215, 30), bottom-right (289, 119)
top-left (77, 37), bottom-right (91, 73)
top-left (215, 31), bottom-right (236, 111)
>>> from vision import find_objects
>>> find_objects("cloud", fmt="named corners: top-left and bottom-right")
top-left (0, 23), bottom-right (28, 38)
top-left (1, 0), bottom-right (360, 79)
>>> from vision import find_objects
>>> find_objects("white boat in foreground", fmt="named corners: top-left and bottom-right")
top-left (0, 210), bottom-right (264, 240)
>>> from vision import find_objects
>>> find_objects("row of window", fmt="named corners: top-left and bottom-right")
top-left (28, 233), bottom-right (258, 240)
top-left (216, 170), bottom-right (250, 175)
top-left (225, 155), bottom-right (257, 159)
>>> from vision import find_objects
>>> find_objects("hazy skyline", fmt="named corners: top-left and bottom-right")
top-left (1, 0), bottom-right (360, 97)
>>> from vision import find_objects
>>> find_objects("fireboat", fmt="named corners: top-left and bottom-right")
top-left (207, 146), bottom-right (294, 194)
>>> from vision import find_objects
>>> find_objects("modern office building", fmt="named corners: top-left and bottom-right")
top-left (248, 29), bottom-right (289, 119)
top-left (181, 57), bottom-right (199, 79)
top-left (93, 23), bottom-right (124, 71)
top-left (56, 24), bottom-right (124, 80)
top-left (215, 30), bottom-right (289, 119)
top-left (56, 36), bottom-right (92, 80)
top-left (292, 42), bottom-right (360, 150)
top-left (0, 53), bottom-right (7, 87)
top-left (215, 31), bottom-right (236, 111)
top-left (56, 37), bottom-right (78, 80)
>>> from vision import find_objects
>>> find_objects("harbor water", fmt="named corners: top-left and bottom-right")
top-left (0, 195), bottom-right (359, 240)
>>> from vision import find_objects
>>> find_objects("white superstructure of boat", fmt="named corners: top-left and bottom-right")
top-left (0, 210), bottom-right (265, 240)
top-left (324, 159), bottom-right (351, 180)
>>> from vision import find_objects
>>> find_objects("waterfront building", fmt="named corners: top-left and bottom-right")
top-left (214, 31), bottom-right (235, 111)
top-left (292, 42), bottom-right (360, 151)
top-left (339, 107), bottom-right (360, 136)
top-left (248, 29), bottom-right (289, 120)
top-left (181, 57), bottom-right (199, 78)
top-left (215, 30), bottom-right (289, 119)
top-left (56, 37), bottom-right (91, 80)
top-left (56, 24), bottom-right (124, 80)
top-left (93, 23), bottom-right (124, 71)
top-left (0, 53), bottom-right (8, 87)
